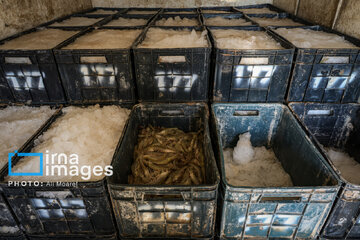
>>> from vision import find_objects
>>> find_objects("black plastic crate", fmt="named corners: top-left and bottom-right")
top-left (208, 26), bottom-right (295, 103)
top-left (0, 27), bottom-right (80, 104)
top-left (78, 7), bottom-right (126, 16)
top-left (0, 77), bottom-right (14, 103)
top-left (234, 4), bottom-right (285, 14)
top-left (246, 12), bottom-right (313, 27)
top-left (211, 103), bottom-right (341, 239)
top-left (108, 103), bottom-right (220, 239)
top-left (199, 7), bottom-right (238, 14)
top-left (43, 14), bottom-right (108, 30)
top-left (0, 104), bottom-right (132, 239)
top-left (270, 25), bottom-right (360, 103)
top-left (289, 102), bottom-right (360, 239)
top-left (161, 8), bottom-right (199, 15)
top-left (201, 13), bottom-right (257, 27)
top-left (0, 193), bottom-right (25, 240)
top-left (54, 27), bottom-right (143, 104)
top-left (133, 26), bottom-right (211, 102)
top-left (152, 14), bottom-right (202, 27)
top-left (126, 8), bottom-right (160, 15)
top-left (100, 14), bottom-right (153, 28)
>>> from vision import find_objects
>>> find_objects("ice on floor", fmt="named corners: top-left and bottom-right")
top-left (86, 9), bottom-right (118, 15)
top-left (251, 17), bottom-right (304, 26)
top-left (104, 17), bottom-right (148, 26)
top-left (202, 9), bottom-right (231, 13)
top-left (211, 29), bottom-right (283, 49)
top-left (62, 29), bottom-right (142, 49)
top-left (50, 17), bottom-right (102, 27)
top-left (239, 7), bottom-right (278, 14)
top-left (223, 132), bottom-right (293, 187)
top-left (7, 105), bottom-right (130, 182)
top-left (155, 16), bottom-right (199, 26)
top-left (274, 28), bottom-right (358, 48)
top-left (138, 28), bottom-right (208, 48)
top-left (127, 10), bottom-right (158, 14)
top-left (0, 29), bottom-right (78, 50)
top-left (0, 106), bottom-right (55, 169)
top-left (164, 11), bottom-right (196, 14)
top-left (326, 148), bottom-right (360, 185)
top-left (205, 16), bottom-right (252, 26)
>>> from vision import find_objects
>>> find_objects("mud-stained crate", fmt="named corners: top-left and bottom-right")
top-left (133, 26), bottom-right (212, 102)
top-left (108, 103), bottom-right (220, 239)
top-left (0, 104), bottom-right (132, 239)
top-left (210, 103), bottom-right (341, 239)
top-left (289, 103), bottom-right (360, 239)
top-left (208, 26), bottom-right (295, 103)
top-left (270, 25), bottom-right (360, 103)
top-left (54, 27), bottom-right (143, 104)
top-left (0, 27), bottom-right (80, 104)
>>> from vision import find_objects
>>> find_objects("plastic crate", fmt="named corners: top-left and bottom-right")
top-left (0, 104), bottom-right (132, 239)
top-left (208, 26), bottom-right (295, 103)
top-left (54, 27), bottom-right (143, 104)
top-left (0, 77), bottom-right (14, 103)
top-left (246, 13), bottom-right (312, 27)
top-left (101, 14), bottom-right (153, 28)
top-left (199, 7), bottom-right (238, 14)
top-left (271, 25), bottom-right (360, 103)
top-left (126, 8), bottom-right (160, 15)
top-left (161, 8), bottom-right (199, 15)
top-left (133, 26), bottom-right (212, 102)
top-left (79, 7), bottom-right (125, 16)
top-left (201, 13), bottom-right (257, 27)
top-left (211, 103), bottom-right (341, 239)
top-left (289, 102), bottom-right (360, 239)
top-left (0, 193), bottom-right (25, 240)
top-left (234, 4), bottom-right (284, 14)
top-left (43, 14), bottom-right (108, 29)
top-left (0, 27), bottom-right (79, 104)
top-left (152, 14), bottom-right (202, 27)
top-left (108, 103), bottom-right (220, 239)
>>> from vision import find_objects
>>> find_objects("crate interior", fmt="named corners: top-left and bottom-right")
top-left (109, 104), bottom-right (218, 185)
top-left (213, 103), bottom-right (338, 187)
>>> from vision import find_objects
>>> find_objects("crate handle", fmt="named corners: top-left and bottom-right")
top-left (306, 109), bottom-right (333, 116)
top-left (233, 110), bottom-right (259, 116)
top-left (260, 196), bottom-right (302, 203)
top-left (5, 57), bottom-right (32, 64)
top-left (80, 56), bottom-right (107, 63)
top-left (320, 56), bottom-right (349, 64)
top-left (158, 56), bottom-right (186, 63)
top-left (160, 109), bottom-right (184, 116)
top-left (240, 57), bottom-right (269, 64)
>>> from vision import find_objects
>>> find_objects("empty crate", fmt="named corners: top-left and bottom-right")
top-left (54, 27), bottom-right (143, 103)
top-left (272, 25), bottom-right (360, 103)
top-left (289, 102), bottom-right (360, 239)
top-left (211, 103), bottom-right (341, 239)
top-left (0, 27), bottom-right (79, 104)
top-left (133, 27), bottom-right (211, 102)
top-left (108, 103), bottom-right (220, 238)
top-left (209, 26), bottom-right (294, 102)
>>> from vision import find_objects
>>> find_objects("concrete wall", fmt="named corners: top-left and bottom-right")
top-left (92, 0), bottom-right (272, 8)
top-left (273, 0), bottom-right (360, 39)
top-left (0, 0), bottom-right (92, 40)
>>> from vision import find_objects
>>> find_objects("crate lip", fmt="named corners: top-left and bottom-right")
top-left (234, 3), bottom-right (285, 13)
top-left (39, 13), bottom-right (110, 29)
top-left (107, 102), bottom-right (221, 190)
top-left (161, 8), bottom-right (199, 14)
top-left (288, 102), bottom-right (360, 189)
top-left (78, 7), bottom-right (127, 16)
top-left (152, 14), bottom-right (202, 27)
top-left (246, 12), bottom-right (314, 27)
top-left (133, 26), bottom-right (212, 50)
top-left (0, 103), bottom-right (133, 189)
top-left (0, 27), bottom-right (83, 53)
top-left (202, 13), bottom-right (258, 28)
top-left (53, 26), bottom-right (145, 52)
top-left (268, 25), bottom-right (360, 52)
top-left (207, 26), bottom-right (295, 52)
top-left (199, 6), bottom-right (239, 14)
top-left (211, 102), bottom-right (342, 191)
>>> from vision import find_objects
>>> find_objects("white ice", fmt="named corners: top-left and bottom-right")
top-left (205, 16), bottom-right (252, 26)
top-left (211, 29), bottom-right (283, 49)
top-left (7, 105), bottom-right (130, 182)
top-left (326, 148), bottom-right (360, 185)
top-left (62, 29), bottom-right (142, 49)
top-left (0, 29), bottom-right (78, 50)
top-left (251, 17), bottom-right (304, 27)
top-left (0, 106), bottom-right (55, 169)
top-left (50, 17), bottom-right (102, 27)
top-left (138, 28), bottom-right (209, 48)
top-left (155, 16), bottom-right (199, 26)
top-left (104, 17), bottom-right (148, 26)
top-left (224, 132), bottom-right (293, 187)
top-left (274, 28), bottom-right (358, 49)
